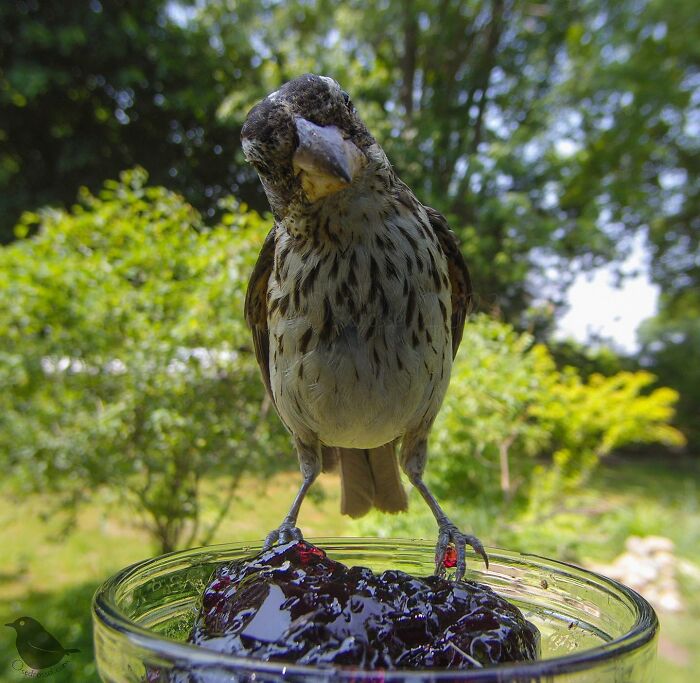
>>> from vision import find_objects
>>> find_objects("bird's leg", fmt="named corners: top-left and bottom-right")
top-left (263, 436), bottom-right (321, 549)
top-left (401, 433), bottom-right (489, 581)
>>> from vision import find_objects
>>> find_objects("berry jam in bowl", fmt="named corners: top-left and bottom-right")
top-left (92, 538), bottom-right (658, 682)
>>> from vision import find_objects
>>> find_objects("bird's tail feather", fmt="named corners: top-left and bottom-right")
top-left (336, 443), bottom-right (408, 518)
top-left (321, 446), bottom-right (338, 472)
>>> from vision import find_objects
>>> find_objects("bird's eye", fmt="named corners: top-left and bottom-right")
top-left (341, 90), bottom-right (354, 110)
top-left (19, 620), bottom-right (24, 626)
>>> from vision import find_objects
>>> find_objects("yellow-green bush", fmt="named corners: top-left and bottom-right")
top-left (527, 369), bottom-right (685, 516)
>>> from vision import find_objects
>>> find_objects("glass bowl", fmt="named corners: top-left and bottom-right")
top-left (92, 538), bottom-right (658, 682)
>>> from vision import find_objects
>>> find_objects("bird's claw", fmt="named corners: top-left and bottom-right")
top-left (263, 519), bottom-right (304, 550)
top-left (435, 523), bottom-right (489, 581)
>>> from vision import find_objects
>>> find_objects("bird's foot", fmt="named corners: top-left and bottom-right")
top-left (263, 518), bottom-right (303, 550)
top-left (435, 521), bottom-right (489, 582)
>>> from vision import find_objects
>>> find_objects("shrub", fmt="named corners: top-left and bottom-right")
top-left (0, 169), bottom-right (288, 553)
top-left (527, 369), bottom-right (685, 517)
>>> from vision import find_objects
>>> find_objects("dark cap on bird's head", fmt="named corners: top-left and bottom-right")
top-left (241, 74), bottom-right (375, 216)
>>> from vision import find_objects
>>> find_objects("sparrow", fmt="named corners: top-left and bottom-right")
top-left (6, 616), bottom-right (79, 670)
top-left (242, 74), bottom-right (487, 580)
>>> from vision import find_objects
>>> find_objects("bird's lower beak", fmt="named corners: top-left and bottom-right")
top-left (293, 118), bottom-right (366, 200)
top-left (5, 623), bottom-right (14, 628)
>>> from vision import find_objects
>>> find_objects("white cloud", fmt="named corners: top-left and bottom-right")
top-left (556, 233), bottom-right (659, 354)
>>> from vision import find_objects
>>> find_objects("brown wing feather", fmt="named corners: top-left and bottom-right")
top-left (244, 225), bottom-right (277, 401)
top-left (423, 205), bottom-right (473, 358)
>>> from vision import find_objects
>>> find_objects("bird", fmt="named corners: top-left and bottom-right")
top-left (242, 74), bottom-right (487, 581)
top-left (6, 616), bottom-right (79, 670)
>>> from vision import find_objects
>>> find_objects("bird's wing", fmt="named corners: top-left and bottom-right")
top-left (27, 629), bottom-right (63, 653)
top-left (423, 205), bottom-right (473, 358)
top-left (244, 225), bottom-right (277, 403)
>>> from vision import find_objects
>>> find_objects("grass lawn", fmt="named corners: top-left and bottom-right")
top-left (1, 456), bottom-right (698, 682)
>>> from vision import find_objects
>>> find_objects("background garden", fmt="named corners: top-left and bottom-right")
top-left (1, 1), bottom-right (698, 680)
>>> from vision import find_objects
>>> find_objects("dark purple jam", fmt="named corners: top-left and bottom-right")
top-left (187, 541), bottom-right (539, 671)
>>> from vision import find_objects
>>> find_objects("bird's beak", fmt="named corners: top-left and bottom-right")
top-left (293, 118), bottom-right (366, 200)
top-left (5, 623), bottom-right (15, 628)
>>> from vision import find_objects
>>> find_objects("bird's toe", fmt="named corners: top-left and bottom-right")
top-left (264, 521), bottom-right (304, 549)
top-left (278, 523), bottom-right (303, 545)
top-left (263, 528), bottom-right (280, 550)
top-left (435, 523), bottom-right (489, 581)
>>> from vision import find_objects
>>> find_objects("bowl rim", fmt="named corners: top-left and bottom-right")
top-left (92, 537), bottom-right (659, 680)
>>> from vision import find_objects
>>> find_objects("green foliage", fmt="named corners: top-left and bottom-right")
top-left (529, 369), bottom-right (685, 515)
top-left (429, 316), bottom-right (555, 507)
top-left (0, 169), bottom-right (289, 553)
top-left (0, 0), bottom-right (256, 242)
top-left (639, 306), bottom-right (700, 450)
top-left (437, 316), bottom-right (683, 507)
top-left (561, 0), bottom-right (700, 318)
top-left (548, 338), bottom-right (632, 379)
top-left (198, 0), bottom-right (699, 324)
top-left (2, 0), bottom-right (697, 550)
top-left (2, 171), bottom-right (681, 555)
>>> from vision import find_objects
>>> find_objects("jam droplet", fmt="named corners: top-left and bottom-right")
top-left (296, 541), bottom-right (327, 566)
top-left (443, 545), bottom-right (458, 568)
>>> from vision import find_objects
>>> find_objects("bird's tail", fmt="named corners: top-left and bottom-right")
top-left (328, 443), bottom-right (408, 518)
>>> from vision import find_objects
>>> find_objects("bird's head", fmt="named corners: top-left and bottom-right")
top-left (241, 74), bottom-right (377, 219)
top-left (5, 616), bottom-right (41, 634)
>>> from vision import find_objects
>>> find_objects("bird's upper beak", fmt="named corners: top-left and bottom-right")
top-left (292, 118), bottom-right (366, 201)
top-left (6, 622), bottom-right (15, 628)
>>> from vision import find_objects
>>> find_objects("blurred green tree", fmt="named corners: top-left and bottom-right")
top-left (3, 0), bottom-right (697, 326)
top-left (528, 367), bottom-right (685, 516)
top-left (205, 0), bottom-right (700, 448)
top-left (437, 316), bottom-right (684, 506)
top-left (0, 169), bottom-right (289, 553)
top-left (639, 299), bottom-right (700, 450)
top-left (0, 171), bottom-right (687, 554)
top-left (0, 0), bottom-right (263, 243)
top-left (204, 0), bottom-right (699, 325)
